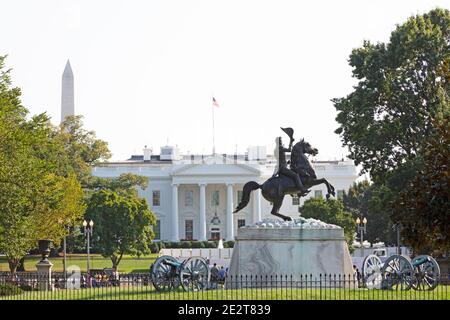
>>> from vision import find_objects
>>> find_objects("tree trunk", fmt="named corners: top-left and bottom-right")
top-left (110, 252), bottom-right (124, 270)
top-left (8, 258), bottom-right (20, 274)
top-left (17, 257), bottom-right (25, 272)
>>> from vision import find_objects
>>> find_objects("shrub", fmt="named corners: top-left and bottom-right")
top-left (149, 242), bottom-right (159, 254)
top-left (224, 241), bottom-right (235, 248)
top-left (204, 241), bottom-right (218, 248)
top-left (190, 241), bottom-right (201, 248)
top-left (0, 283), bottom-right (23, 296)
top-left (180, 241), bottom-right (191, 249)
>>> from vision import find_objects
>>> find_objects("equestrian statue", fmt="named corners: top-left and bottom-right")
top-left (234, 127), bottom-right (336, 221)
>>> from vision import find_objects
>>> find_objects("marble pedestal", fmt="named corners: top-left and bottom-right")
top-left (36, 260), bottom-right (54, 291)
top-left (226, 223), bottom-right (355, 288)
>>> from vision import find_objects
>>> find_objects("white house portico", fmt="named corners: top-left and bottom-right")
top-left (169, 159), bottom-right (262, 241)
top-left (92, 146), bottom-right (358, 242)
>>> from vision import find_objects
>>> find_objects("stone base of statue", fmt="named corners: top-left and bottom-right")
top-left (226, 218), bottom-right (355, 289)
top-left (36, 259), bottom-right (54, 291)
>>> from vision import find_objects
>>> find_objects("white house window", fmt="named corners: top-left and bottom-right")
top-left (210, 228), bottom-right (221, 241)
top-left (211, 190), bottom-right (220, 206)
top-left (152, 190), bottom-right (161, 206)
top-left (237, 190), bottom-right (243, 204)
top-left (185, 220), bottom-right (193, 240)
top-left (292, 195), bottom-right (299, 205)
top-left (337, 190), bottom-right (345, 200)
top-left (185, 190), bottom-right (193, 207)
top-left (153, 220), bottom-right (161, 240)
top-left (314, 190), bottom-right (323, 199)
top-left (238, 219), bottom-right (246, 228)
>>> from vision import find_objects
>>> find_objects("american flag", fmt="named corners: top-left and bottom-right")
top-left (212, 97), bottom-right (220, 108)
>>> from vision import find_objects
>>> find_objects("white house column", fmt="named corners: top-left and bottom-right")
top-left (226, 184), bottom-right (234, 240)
top-left (199, 183), bottom-right (207, 241)
top-left (252, 188), bottom-right (262, 223)
top-left (171, 184), bottom-right (180, 241)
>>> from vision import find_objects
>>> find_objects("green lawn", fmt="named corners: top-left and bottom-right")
top-left (3, 285), bottom-right (449, 300)
top-left (0, 254), bottom-right (158, 273)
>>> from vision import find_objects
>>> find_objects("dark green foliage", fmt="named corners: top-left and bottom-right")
top-left (333, 8), bottom-right (449, 181)
top-left (224, 241), bottom-right (235, 248)
top-left (85, 189), bottom-right (156, 269)
top-left (343, 180), bottom-right (397, 245)
top-left (0, 283), bottom-right (22, 296)
top-left (392, 116), bottom-right (450, 254)
top-left (332, 8), bottom-right (450, 253)
top-left (191, 241), bottom-right (205, 249)
top-left (149, 242), bottom-right (160, 254)
top-left (300, 198), bottom-right (355, 251)
top-left (180, 241), bottom-right (192, 249)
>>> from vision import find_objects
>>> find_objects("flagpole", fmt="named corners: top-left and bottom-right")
top-left (212, 100), bottom-right (216, 155)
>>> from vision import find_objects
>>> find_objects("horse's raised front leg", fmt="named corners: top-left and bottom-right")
top-left (304, 178), bottom-right (336, 199)
top-left (270, 196), bottom-right (292, 221)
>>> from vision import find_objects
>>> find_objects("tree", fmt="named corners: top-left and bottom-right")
top-left (332, 9), bottom-right (450, 252)
top-left (0, 56), bottom-right (85, 272)
top-left (343, 180), bottom-right (397, 245)
top-left (87, 173), bottom-right (148, 194)
top-left (300, 198), bottom-right (355, 251)
top-left (85, 189), bottom-right (156, 269)
top-left (53, 115), bottom-right (111, 187)
top-left (333, 8), bottom-right (449, 181)
top-left (391, 116), bottom-right (450, 254)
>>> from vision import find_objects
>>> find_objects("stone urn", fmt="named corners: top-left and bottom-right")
top-left (38, 239), bottom-right (53, 262)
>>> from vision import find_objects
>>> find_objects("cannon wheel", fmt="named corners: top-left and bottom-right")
top-left (382, 255), bottom-right (414, 290)
top-left (362, 254), bottom-right (383, 289)
top-left (179, 257), bottom-right (209, 291)
top-left (150, 255), bottom-right (181, 291)
top-left (411, 255), bottom-right (441, 291)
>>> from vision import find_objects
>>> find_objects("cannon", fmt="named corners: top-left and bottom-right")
top-left (361, 254), bottom-right (441, 291)
top-left (150, 255), bottom-right (209, 292)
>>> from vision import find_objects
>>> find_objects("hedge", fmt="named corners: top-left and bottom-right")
top-left (0, 283), bottom-right (23, 296)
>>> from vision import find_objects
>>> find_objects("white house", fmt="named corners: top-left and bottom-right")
top-left (92, 146), bottom-right (358, 242)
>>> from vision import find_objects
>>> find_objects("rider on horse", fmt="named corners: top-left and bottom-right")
top-left (273, 135), bottom-right (309, 197)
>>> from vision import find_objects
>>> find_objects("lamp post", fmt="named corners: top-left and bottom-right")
top-left (396, 223), bottom-right (402, 255)
top-left (83, 220), bottom-right (94, 277)
top-left (356, 217), bottom-right (367, 257)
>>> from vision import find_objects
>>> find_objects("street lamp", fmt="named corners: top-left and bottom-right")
top-left (356, 217), bottom-right (367, 257)
top-left (83, 220), bottom-right (94, 277)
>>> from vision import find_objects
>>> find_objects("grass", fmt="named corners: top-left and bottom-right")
top-left (3, 285), bottom-right (449, 300)
top-left (0, 254), bottom-right (159, 273)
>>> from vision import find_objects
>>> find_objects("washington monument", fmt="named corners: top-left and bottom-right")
top-left (61, 60), bottom-right (74, 123)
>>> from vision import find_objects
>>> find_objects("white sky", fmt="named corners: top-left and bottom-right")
top-left (1, 0), bottom-right (448, 161)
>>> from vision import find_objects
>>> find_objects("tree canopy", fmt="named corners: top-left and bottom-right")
top-left (332, 8), bottom-right (450, 253)
top-left (343, 180), bottom-right (397, 245)
top-left (85, 188), bottom-right (156, 269)
top-left (300, 198), bottom-right (355, 251)
top-left (333, 8), bottom-right (449, 181)
top-left (0, 55), bottom-right (109, 272)
top-left (391, 116), bottom-right (449, 254)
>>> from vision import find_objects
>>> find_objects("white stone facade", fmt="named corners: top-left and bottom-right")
top-left (92, 152), bottom-right (358, 242)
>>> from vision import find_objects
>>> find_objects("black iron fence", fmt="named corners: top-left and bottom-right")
top-left (0, 272), bottom-right (448, 300)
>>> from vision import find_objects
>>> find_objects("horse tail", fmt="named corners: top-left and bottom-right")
top-left (233, 181), bottom-right (261, 213)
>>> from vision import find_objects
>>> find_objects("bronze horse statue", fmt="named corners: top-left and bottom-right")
top-left (234, 137), bottom-right (336, 221)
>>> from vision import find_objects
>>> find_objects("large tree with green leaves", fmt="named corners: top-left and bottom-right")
top-left (0, 56), bottom-right (86, 272)
top-left (85, 188), bottom-right (156, 269)
top-left (54, 115), bottom-right (111, 187)
top-left (343, 180), bottom-right (397, 245)
top-left (333, 8), bottom-right (449, 181)
top-left (300, 198), bottom-right (355, 251)
top-left (391, 116), bottom-right (449, 254)
top-left (332, 8), bottom-right (450, 252)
